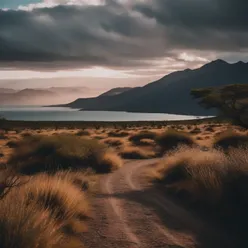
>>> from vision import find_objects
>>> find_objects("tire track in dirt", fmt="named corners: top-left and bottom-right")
top-left (83, 159), bottom-right (236, 248)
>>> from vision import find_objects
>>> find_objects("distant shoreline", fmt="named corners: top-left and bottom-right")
top-left (0, 117), bottom-right (225, 129)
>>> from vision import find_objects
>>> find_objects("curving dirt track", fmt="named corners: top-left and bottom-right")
top-left (82, 159), bottom-right (236, 248)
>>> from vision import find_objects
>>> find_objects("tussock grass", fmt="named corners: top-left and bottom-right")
top-left (190, 127), bottom-right (201, 134)
top-left (156, 129), bottom-right (195, 154)
top-left (129, 131), bottom-right (157, 146)
top-left (152, 146), bottom-right (248, 234)
top-left (8, 134), bottom-right (122, 175)
top-left (214, 130), bottom-right (248, 150)
top-left (100, 152), bottom-right (123, 172)
top-left (21, 132), bottom-right (32, 137)
top-left (0, 173), bottom-right (88, 248)
top-left (54, 171), bottom-right (92, 192)
top-left (75, 130), bottom-right (90, 136)
top-left (108, 131), bottom-right (129, 138)
top-left (25, 174), bottom-right (90, 234)
top-left (104, 138), bottom-right (123, 147)
top-left (119, 147), bottom-right (155, 159)
top-left (0, 194), bottom-right (63, 248)
top-left (6, 140), bottom-right (19, 148)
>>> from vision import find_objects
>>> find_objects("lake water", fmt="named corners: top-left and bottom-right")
top-left (0, 106), bottom-right (207, 122)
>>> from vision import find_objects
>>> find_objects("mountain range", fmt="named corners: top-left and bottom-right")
top-left (0, 87), bottom-right (100, 105)
top-left (58, 60), bottom-right (248, 115)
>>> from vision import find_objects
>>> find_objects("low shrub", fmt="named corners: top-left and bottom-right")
top-left (6, 140), bottom-right (19, 148)
top-left (25, 174), bottom-right (90, 234)
top-left (119, 147), bottom-right (154, 159)
top-left (152, 146), bottom-right (248, 236)
top-left (108, 131), bottom-right (129, 138)
top-left (8, 134), bottom-right (122, 175)
top-left (156, 129), bottom-right (195, 154)
top-left (129, 131), bottom-right (157, 146)
top-left (21, 132), bottom-right (32, 137)
top-left (190, 128), bottom-right (201, 134)
top-left (0, 173), bottom-right (88, 248)
top-left (104, 138), bottom-right (123, 147)
top-left (214, 130), bottom-right (248, 150)
top-left (75, 130), bottom-right (90, 136)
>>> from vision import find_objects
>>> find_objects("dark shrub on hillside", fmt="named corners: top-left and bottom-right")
top-left (8, 135), bottom-right (122, 175)
top-left (156, 129), bottom-right (195, 153)
top-left (214, 130), bottom-right (248, 150)
top-left (129, 131), bottom-right (157, 146)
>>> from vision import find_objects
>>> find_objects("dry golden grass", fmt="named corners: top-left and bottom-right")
top-left (214, 130), bottom-right (248, 150)
top-left (153, 147), bottom-right (226, 204)
top-left (119, 146), bottom-right (155, 159)
top-left (151, 146), bottom-right (248, 233)
top-left (129, 131), bottom-right (157, 146)
top-left (25, 174), bottom-right (90, 234)
top-left (100, 152), bottom-right (123, 172)
top-left (107, 130), bottom-right (130, 138)
top-left (75, 130), bottom-right (90, 136)
top-left (103, 138), bottom-right (123, 147)
top-left (8, 134), bottom-right (122, 175)
top-left (0, 172), bottom-right (88, 248)
top-left (0, 194), bottom-right (63, 248)
top-left (156, 129), bottom-right (196, 154)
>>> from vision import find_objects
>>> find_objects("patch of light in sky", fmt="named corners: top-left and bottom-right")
top-left (0, 67), bottom-right (138, 80)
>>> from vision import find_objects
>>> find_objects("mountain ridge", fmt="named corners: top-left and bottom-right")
top-left (59, 59), bottom-right (248, 115)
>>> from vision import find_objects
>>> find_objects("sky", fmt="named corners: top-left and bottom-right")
top-left (0, 0), bottom-right (248, 90)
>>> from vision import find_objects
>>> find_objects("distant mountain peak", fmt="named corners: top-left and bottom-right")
top-left (234, 61), bottom-right (246, 65)
top-left (207, 59), bottom-right (229, 66)
top-left (200, 59), bottom-right (229, 70)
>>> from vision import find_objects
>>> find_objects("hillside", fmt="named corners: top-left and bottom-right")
top-left (0, 87), bottom-right (98, 105)
top-left (62, 60), bottom-right (248, 115)
top-left (99, 87), bottom-right (133, 97)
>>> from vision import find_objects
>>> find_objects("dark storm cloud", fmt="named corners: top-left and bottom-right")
top-left (0, 0), bottom-right (248, 70)
top-left (134, 0), bottom-right (248, 51)
top-left (0, 2), bottom-right (166, 69)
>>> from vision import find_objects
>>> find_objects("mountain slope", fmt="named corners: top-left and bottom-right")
top-left (0, 87), bottom-right (99, 105)
top-left (63, 60), bottom-right (248, 115)
top-left (99, 87), bottom-right (133, 97)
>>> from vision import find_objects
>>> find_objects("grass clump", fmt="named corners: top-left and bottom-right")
top-left (214, 130), bottom-right (248, 150)
top-left (0, 172), bottom-right (89, 248)
top-left (8, 134), bottom-right (122, 175)
top-left (25, 174), bottom-right (90, 234)
top-left (104, 138), bottom-right (123, 147)
top-left (129, 131), bottom-right (157, 146)
top-left (6, 140), bottom-right (19, 148)
top-left (75, 130), bottom-right (90, 136)
top-left (156, 129), bottom-right (195, 154)
top-left (152, 146), bottom-right (248, 236)
top-left (0, 195), bottom-right (63, 248)
top-left (108, 131), bottom-right (129, 138)
top-left (119, 147), bottom-right (154, 159)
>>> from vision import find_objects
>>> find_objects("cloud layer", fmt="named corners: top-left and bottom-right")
top-left (0, 0), bottom-right (247, 71)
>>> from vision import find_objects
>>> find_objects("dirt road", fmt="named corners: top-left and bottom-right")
top-left (83, 159), bottom-right (235, 248)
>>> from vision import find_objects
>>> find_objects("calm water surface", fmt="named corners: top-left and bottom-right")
top-left (0, 106), bottom-right (208, 122)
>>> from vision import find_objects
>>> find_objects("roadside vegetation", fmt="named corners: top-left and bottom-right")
top-left (8, 134), bottom-right (122, 175)
top-left (151, 139), bottom-right (248, 237)
top-left (0, 132), bottom-right (122, 248)
top-left (1, 117), bottom-right (248, 246)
